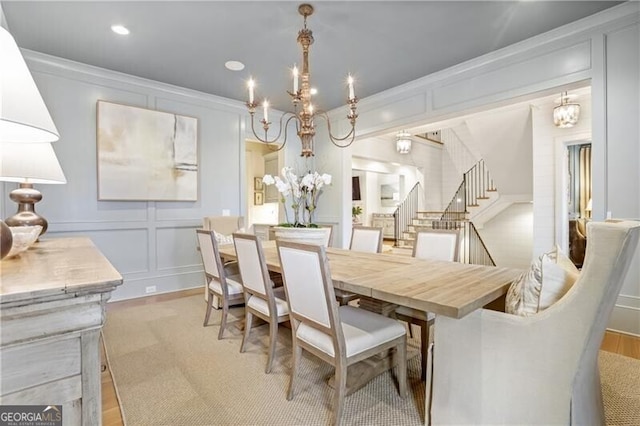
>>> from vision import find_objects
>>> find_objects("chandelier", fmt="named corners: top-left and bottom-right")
top-left (246, 3), bottom-right (358, 157)
top-left (553, 92), bottom-right (580, 128)
top-left (396, 130), bottom-right (412, 154)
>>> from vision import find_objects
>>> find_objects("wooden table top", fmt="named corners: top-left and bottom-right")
top-left (219, 241), bottom-right (522, 319)
top-left (0, 237), bottom-right (123, 304)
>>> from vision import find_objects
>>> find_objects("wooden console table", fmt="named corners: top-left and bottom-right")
top-left (0, 237), bottom-right (123, 425)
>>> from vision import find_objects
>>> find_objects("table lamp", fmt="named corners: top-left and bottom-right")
top-left (0, 142), bottom-right (66, 235)
top-left (0, 26), bottom-right (61, 254)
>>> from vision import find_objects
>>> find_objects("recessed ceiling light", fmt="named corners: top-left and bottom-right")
top-left (225, 61), bottom-right (245, 71)
top-left (111, 25), bottom-right (130, 35)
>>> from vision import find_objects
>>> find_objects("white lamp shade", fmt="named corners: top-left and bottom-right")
top-left (0, 142), bottom-right (66, 184)
top-left (0, 26), bottom-right (59, 143)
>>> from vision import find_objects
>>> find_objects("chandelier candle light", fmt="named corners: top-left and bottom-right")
top-left (246, 3), bottom-right (358, 157)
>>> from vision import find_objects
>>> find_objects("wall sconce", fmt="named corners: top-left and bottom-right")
top-left (0, 142), bottom-right (67, 236)
top-left (553, 92), bottom-right (581, 128)
top-left (396, 130), bottom-right (412, 154)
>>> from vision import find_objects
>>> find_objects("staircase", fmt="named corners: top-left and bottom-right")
top-left (394, 160), bottom-right (497, 266)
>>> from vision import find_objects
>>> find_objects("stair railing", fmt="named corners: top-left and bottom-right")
top-left (466, 221), bottom-right (496, 266)
top-left (393, 182), bottom-right (421, 247)
top-left (441, 159), bottom-right (496, 221)
top-left (441, 180), bottom-right (467, 221)
top-left (465, 159), bottom-right (496, 207)
top-left (432, 219), bottom-right (496, 266)
top-left (436, 159), bottom-right (497, 266)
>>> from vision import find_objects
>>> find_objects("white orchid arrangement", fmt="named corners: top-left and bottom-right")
top-left (262, 167), bottom-right (332, 227)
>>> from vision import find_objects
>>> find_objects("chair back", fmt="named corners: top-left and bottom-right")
top-left (349, 226), bottom-right (383, 253)
top-left (197, 229), bottom-right (236, 301)
top-left (277, 241), bottom-right (340, 335)
top-left (233, 233), bottom-right (271, 299)
top-left (321, 225), bottom-right (334, 247)
top-left (413, 229), bottom-right (459, 261)
top-left (203, 216), bottom-right (244, 235)
top-left (196, 229), bottom-right (224, 280)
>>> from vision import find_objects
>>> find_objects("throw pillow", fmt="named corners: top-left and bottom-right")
top-left (538, 246), bottom-right (580, 311)
top-left (214, 227), bottom-right (246, 246)
top-left (505, 245), bottom-right (579, 316)
top-left (214, 230), bottom-right (233, 245)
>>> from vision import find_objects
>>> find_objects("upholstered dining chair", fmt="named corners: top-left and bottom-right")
top-left (412, 228), bottom-right (460, 261)
top-left (428, 220), bottom-right (640, 425)
top-left (201, 215), bottom-right (245, 305)
top-left (203, 215), bottom-right (244, 235)
top-left (233, 233), bottom-right (289, 373)
top-left (396, 228), bottom-right (460, 379)
top-left (277, 241), bottom-right (408, 425)
top-left (196, 229), bottom-right (244, 340)
top-left (334, 226), bottom-right (385, 306)
top-left (349, 225), bottom-right (383, 253)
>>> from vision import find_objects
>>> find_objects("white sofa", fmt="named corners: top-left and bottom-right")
top-left (429, 220), bottom-right (640, 425)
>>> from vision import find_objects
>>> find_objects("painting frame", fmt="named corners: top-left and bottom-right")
top-left (254, 177), bottom-right (264, 191)
top-left (96, 100), bottom-right (199, 201)
top-left (254, 191), bottom-right (264, 206)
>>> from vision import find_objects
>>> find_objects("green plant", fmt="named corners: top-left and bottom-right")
top-left (352, 206), bottom-right (363, 218)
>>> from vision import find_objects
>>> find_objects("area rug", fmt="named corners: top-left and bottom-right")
top-left (103, 294), bottom-right (639, 425)
top-left (103, 294), bottom-right (425, 425)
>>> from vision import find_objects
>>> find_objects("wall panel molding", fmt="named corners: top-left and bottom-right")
top-left (10, 51), bottom-right (246, 300)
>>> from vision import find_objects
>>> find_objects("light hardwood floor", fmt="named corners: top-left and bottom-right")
top-left (101, 289), bottom-right (640, 426)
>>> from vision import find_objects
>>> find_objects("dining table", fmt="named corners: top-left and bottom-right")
top-left (219, 241), bottom-right (521, 319)
top-left (218, 240), bottom-right (522, 424)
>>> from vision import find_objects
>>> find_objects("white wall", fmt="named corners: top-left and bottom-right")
top-left (351, 137), bottom-right (443, 211)
top-left (4, 51), bottom-right (247, 301)
top-left (352, 156), bottom-right (423, 224)
top-left (531, 94), bottom-right (592, 257)
top-left (603, 21), bottom-right (640, 335)
top-left (477, 203), bottom-right (534, 269)
top-left (323, 3), bottom-right (640, 333)
top-left (466, 106), bottom-right (533, 198)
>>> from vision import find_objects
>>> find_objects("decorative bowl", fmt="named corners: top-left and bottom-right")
top-left (5, 225), bottom-right (42, 258)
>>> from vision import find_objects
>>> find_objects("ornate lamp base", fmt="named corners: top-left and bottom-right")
top-left (0, 220), bottom-right (13, 259)
top-left (4, 183), bottom-right (48, 235)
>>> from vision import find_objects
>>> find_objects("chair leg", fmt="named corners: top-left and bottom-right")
top-left (218, 299), bottom-right (229, 340)
top-left (420, 320), bottom-right (429, 380)
top-left (265, 320), bottom-right (278, 374)
top-left (240, 310), bottom-right (253, 353)
top-left (287, 340), bottom-right (302, 401)
top-left (396, 338), bottom-right (407, 398)
top-left (333, 360), bottom-right (347, 426)
top-left (203, 288), bottom-right (214, 326)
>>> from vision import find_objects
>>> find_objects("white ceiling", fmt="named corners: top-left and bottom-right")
top-left (2, 1), bottom-right (621, 113)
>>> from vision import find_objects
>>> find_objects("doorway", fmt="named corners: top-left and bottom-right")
top-left (565, 141), bottom-right (592, 268)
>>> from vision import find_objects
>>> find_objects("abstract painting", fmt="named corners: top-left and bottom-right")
top-left (97, 101), bottom-right (198, 201)
top-left (380, 183), bottom-right (399, 207)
